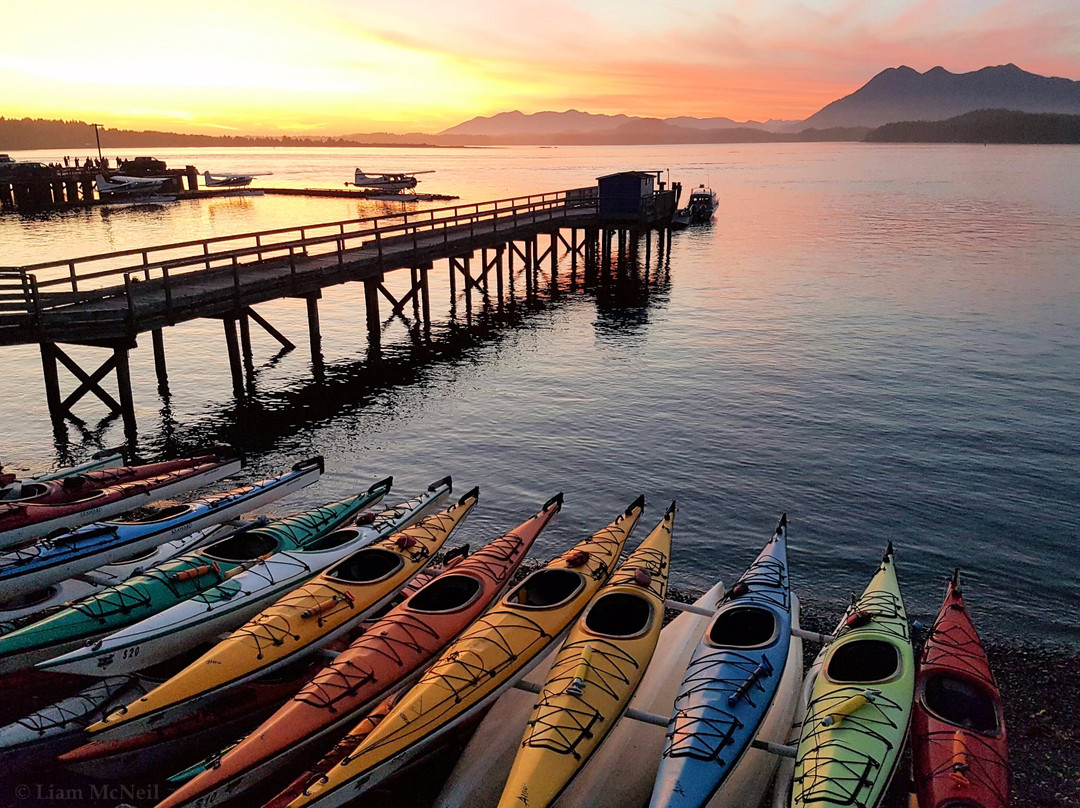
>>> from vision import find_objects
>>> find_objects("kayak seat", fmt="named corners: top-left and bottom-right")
top-left (327, 548), bottom-right (404, 583)
top-left (827, 639), bottom-right (900, 683)
top-left (410, 574), bottom-right (483, 613)
top-left (584, 591), bottom-right (652, 638)
top-left (708, 605), bottom-right (777, 649)
top-left (114, 504), bottom-right (192, 523)
top-left (922, 673), bottom-right (999, 734)
top-left (507, 569), bottom-right (584, 609)
top-left (304, 528), bottom-right (361, 552)
top-left (205, 531), bottom-right (280, 562)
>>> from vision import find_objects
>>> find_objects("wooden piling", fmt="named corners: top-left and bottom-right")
top-left (151, 328), bottom-right (168, 391)
top-left (113, 346), bottom-right (137, 436)
top-left (223, 318), bottom-right (244, 398)
top-left (40, 343), bottom-right (63, 424)
top-left (364, 278), bottom-right (381, 348)
top-left (306, 293), bottom-right (324, 379)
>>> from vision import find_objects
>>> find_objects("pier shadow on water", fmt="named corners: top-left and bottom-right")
top-left (48, 244), bottom-right (673, 463)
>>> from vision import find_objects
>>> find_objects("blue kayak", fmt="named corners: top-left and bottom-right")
top-left (0, 458), bottom-right (323, 599)
top-left (650, 515), bottom-right (797, 808)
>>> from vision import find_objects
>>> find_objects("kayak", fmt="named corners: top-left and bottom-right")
top-left (911, 570), bottom-right (1008, 808)
top-left (651, 515), bottom-right (801, 808)
top-left (89, 486), bottom-right (478, 748)
top-left (0, 457), bottom-right (324, 598)
top-left (0, 519), bottom-right (266, 629)
top-left (161, 492), bottom-right (561, 808)
top-left (0, 449), bottom-right (126, 493)
top-left (159, 546), bottom-right (471, 794)
top-left (80, 477), bottom-right (451, 736)
top-left (0, 674), bottom-right (149, 773)
top-left (57, 657), bottom-right (327, 780)
top-left (1, 479), bottom-right (391, 676)
top-left (498, 502), bottom-right (675, 808)
top-left (0, 452), bottom-right (242, 550)
top-left (791, 543), bottom-right (914, 808)
top-left (435, 577), bottom-right (731, 808)
top-left (264, 690), bottom-right (403, 808)
top-left (287, 494), bottom-right (645, 808)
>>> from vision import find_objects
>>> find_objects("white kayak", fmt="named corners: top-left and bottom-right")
top-left (0, 674), bottom-right (149, 773)
top-left (0, 520), bottom-right (248, 628)
top-left (63, 478), bottom-right (452, 738)
top-left (435, 577), bottom-right (729, 808)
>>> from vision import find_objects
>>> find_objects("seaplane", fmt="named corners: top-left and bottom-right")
top-left (202, 170), bottom-right (272, 188)
top-left (95, 173), bottom-right (167, 196)
top-left (346, 168), bottom-right (435, 193)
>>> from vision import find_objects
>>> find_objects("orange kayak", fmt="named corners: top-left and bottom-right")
top-left (155, 493), bottom-right (564, 808)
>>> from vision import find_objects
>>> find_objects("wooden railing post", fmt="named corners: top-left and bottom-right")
top-left (68, 262), bottom-right (78, 294)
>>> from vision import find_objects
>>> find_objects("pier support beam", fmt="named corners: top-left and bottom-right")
top-left (306, 293), bottom-right (324, 381)
top-left (364, 278), bottom-right (381, 351)
top-left (38, 341), bottom-right (139, 433)
top-left (223, 318), bottom-right (245, 398)
top-left (151, 328), bottom-right (169, 393)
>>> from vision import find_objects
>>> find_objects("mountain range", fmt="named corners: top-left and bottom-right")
top-left (437, 64), bottom-right (1080, 142)
top-left (4, 64), bottom-right (1080, 150)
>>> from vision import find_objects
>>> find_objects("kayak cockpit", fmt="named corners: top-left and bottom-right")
top-left (0, 482), bottom-right (51, 502)
top-left (922, 673), bottom-right (1000, 734)
top-left (583, 591), bottom-right (653, 638)
top-left (506, 569), bottom-right (584, 609)
top-left (409, 574), bottom-right (483, 613)
top-left (110, 504), bottom-right (193, 524)
top-left (303, 528), bottom-right (360, 552)
top-left (708, 605), bottom-right (778, 649)
top-left (326, 548), bottom-right (404, 583)
top-left (205, 531), bottom-right (280, 562)
top-left (827, 639), bottom-right (901, 683)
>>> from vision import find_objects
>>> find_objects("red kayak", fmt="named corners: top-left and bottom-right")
top-left (0, 453), bottom-right (241, 549)
top-left (156, 493), bottom-right (563, 808)
top-left (912, 570), bottom-right (1009, 808)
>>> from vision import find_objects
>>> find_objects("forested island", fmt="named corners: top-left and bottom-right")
top-left (865, 109), bottom-right (1080, 143)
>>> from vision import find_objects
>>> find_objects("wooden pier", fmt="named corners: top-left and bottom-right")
top-left (0, 165), bottom-right (198, 211)
top-left (0, 172), bottom-right (679, 438)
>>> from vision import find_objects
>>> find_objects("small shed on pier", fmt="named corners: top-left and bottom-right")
top-left (597, 171), bottom-right (659, 219)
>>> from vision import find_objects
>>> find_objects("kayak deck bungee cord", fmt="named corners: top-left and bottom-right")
top-left (791, 543), bottom-right (914, 808)
top-left (497, 501), bottom-right (675, 808)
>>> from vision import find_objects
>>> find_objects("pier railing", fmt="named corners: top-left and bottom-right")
top-left (0, 186), bottom-right (599, 322)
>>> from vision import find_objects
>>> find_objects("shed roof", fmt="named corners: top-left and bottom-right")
top-left (596, 171), bottom-right (659, 181)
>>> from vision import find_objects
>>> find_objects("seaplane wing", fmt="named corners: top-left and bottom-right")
top-left (347, 168), bottom-right (436, 192)
top-left (95, 174), bottom-right (167, 195)
top-left (203, 171), bottom-right (273, 187)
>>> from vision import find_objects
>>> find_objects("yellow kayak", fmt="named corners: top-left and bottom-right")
top-left (287, 495), bottom-right (646, 808)
top-left (87, 488), bottom-right (478, 734)
top-left (498, 501), bottom-right (674, 808)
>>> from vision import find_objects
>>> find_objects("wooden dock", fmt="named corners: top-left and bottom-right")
top-left (0, 173), bottom-right (679, 438)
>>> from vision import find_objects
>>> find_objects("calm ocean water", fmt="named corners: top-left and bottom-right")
top-left (1, 144), bottom-right (1077, 644)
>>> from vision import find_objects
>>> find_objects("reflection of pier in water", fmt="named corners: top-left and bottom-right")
top-left (135, 229), bottom-right (673, 458)
top-left (1, 172), bottom-right (681, 444)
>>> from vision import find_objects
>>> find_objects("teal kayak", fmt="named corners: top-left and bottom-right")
top-left (0, 476), bottom-right (392, 675)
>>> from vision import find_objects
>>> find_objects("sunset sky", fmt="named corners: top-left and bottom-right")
top-left (4, 0), bottom-right (1079, 135)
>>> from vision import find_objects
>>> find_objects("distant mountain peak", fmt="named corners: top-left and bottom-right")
top-left (803, 63), bottom-right (1080, 129)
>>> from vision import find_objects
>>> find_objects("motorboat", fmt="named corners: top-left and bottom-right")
top-left (346, 169), bottom-right (434, 193)
top-left (202, 171), bottom-right (272, 188)
top-left (686, 184), bottom-right (718, 223)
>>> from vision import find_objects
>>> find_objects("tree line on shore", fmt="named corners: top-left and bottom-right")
top-left (3, 109), bottom-right (1080, 150)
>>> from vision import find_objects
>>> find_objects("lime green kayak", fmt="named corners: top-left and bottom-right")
top-left (791, 543), bottom-right (914, 808)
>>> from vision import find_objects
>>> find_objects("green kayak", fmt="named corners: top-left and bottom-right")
top-left (0, 478), bottom-right (391, 674)
top-left (791, 543), bottom-right (914, 808)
